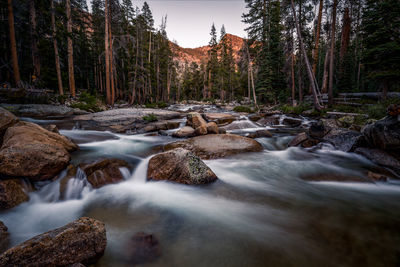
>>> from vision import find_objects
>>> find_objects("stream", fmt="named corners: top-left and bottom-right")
top-left (1, 111), bottom-right (400, 267)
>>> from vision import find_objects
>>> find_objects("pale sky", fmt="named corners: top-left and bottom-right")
top-left (134, 0), bottom-right (247, 48)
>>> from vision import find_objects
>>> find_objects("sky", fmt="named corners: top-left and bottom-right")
top-left (133, 0), bottom-right (248, 48)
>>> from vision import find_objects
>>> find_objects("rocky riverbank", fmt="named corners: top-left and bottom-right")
top-left (0, 103), bottom-right (399, 265)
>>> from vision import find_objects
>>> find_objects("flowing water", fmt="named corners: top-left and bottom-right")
top-left (1, 113), bottom-right (400, 267)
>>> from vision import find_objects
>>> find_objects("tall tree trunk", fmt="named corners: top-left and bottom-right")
top-left (312, 0), bottom-right (323, 84)
top-left (51, 0), bottom-right (63, 95)
top-left (104, 0), bottom-right (111, 105)
top-left (291, 0), bottom-right (323, 110)
top-left (29, 0), bottom-right (40, 80)
top-left (66, 0), bottom-right (76, 97)
top-left (291, 52), bottom-right (296, 106)
top-left (130, 27), bottom-right (139, 105)
top-left (321, 47), bottom-right (330, 93)
top-left (339, 7), bottom-right (351, 75)
top-left (328, 0), bottom-right (338, 106)
top-left (7, 0), bottom-right (20, 86)
top-left (109, 20), bottom-right (115, 106)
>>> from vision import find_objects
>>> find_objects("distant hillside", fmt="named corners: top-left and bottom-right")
top-left (170, 33), bottom-right (246, 68)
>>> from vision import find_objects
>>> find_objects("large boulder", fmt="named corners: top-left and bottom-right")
top-left (186, 112), bottom-right (207, 129)
top-left (79, 159), bottom-right (130, 189)
top-left (0, 107), bottom-right (18, 145)
top-left (0, 179), bottom-right (29, 210)
top-left (204, 113), bottom-right (236, 125)
top-left (148, 148), bottom-right (217, 185)
top-left (206, 122), bottom-right (219, 134)
top-left (323, 128), bottom-right (362, 152)
top-left (0, 217), bottom-right (107, 266)
top-left (164, 134), bottom-right (263, 159)
top-left (362, 116), bottom-right (400, 151)
top-left (247, 130), bottom-right (272, 139)
top-left (172, 126), bottom-right (195, 138)
top-left (288, 133), bottom-right (308, 147)
top-left (0, 122), bottom-right (78, 181)
top-left (0, 221), bottom-right (9, 253)
top-left (354, 147), bottom-right (400, 173)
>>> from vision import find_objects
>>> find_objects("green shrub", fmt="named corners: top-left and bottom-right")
top-left (145, 103), bottom-right (158, 109)
top-left (157, 102), bottom-right (168, 108)
top-left (367, 104), bottom-right (386, 120)
top-left (70, 92), bottom-right (101, 112)
top-left (233, 106), bottom-right (252, 113)
top-left (143, 113), bottom-right (158, 122)
top-left (279, 103), bottom-right (311, 115)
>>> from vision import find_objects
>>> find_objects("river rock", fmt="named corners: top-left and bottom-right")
top-left (0, 104), bottom-right (85, 118)
top-left (354, 147), bottom-right (400, 173)
top-left (0, 107), bottom-right (18, 145)
top-left (124, 232), bottom-right (161, 265)
top-left (0, 217), bottom-right (107, 266)
top-left (42, 124), bottom-right (60, 134)
top-left (0, 221), bottom-right (9, 253)
top-left (0, 179), bottom-right (29, 210)
top-left (362, 115), bottom-right (400, 151)
top-left (147, 148), bottom-right (217, 185)
top-left (164, 134), bottom-right (263, 159)
top-left (79, 159), bottom-right (130, 188)
top-left (206, 122), bottom-right (219, 134)
top-left (288, 133), bottom-right (308, 147)
top-left (59, 165), bottom-right (78, 199)
top-left (282, 117), bottom-right (302, 127)
top-left (218, 128), bottom-right (227, 134)
top-left (172, 126), bottom-right (195, 138)
top-left (323, 128), bottom-right (362, 152)
top-left (257, 116), bottom-right (280, 126)
top-left (248, 113), bottom-right (261, 122)
top-left (337, 116), bottom-right (355, 128)
top-left (204, 113), bottom-right (236, 125)
top-left (309, 121), bottom-right (327, 139)
top-left (247, 130), bottom-right (272, 139)
top-left (194, 125), bottom-right (208, 136)
top-left (187, 112), bottom-right (207, 129)
top-left (0, 121), bottom-right (78, 181)
top-left (221, 120), bottom-right (258, 131)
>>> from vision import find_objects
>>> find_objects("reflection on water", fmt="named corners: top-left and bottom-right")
top-left (1, 119), bottom-right (400, 267)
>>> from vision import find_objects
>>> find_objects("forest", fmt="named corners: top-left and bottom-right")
top-left (1, 0), bottom-right (399, 109)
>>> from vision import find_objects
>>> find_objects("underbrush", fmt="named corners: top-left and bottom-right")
top-left (233, 106), bottom-right (253, 113)
top-left (142, 113), bottom-right (158, 122)
top-left (70, 92), bottom-right (101, 112)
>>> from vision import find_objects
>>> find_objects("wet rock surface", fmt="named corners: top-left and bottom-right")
top-left (362, 115), bottom-right (400, 150)
top-left (148, 148), bottom-right (218, 185)
top-left (0, 179), bottom-right (29, 210)
top-left (124, 232), bottom-right (161, 265)
top-left (0, 107), bottom-right (18, 144)
top-left (0, 121), bottom-right (78, 181)
top-left (0, 217), bottom-right (107, 266)
top-left (164, 134), bottom-right (263, 159)
top-left (0, 221), bottom-right (9, 253)
top-left (172, 126), bottom-right (195, 138)
top-left (204, 113), bottom-right (236, 125)
top-left (79, 159), bottom-right (131, 188)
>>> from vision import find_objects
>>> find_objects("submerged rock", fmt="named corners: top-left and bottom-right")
top-left (147, 148), bottom-right (217, 185)
top-left (0, 179), bottom-right (29, 210)
top-left (41, 124), bottom-right (60, 134)
top-left (164, 134), bottom-right (263, 159)
top-left (79, 159), bottom-right (130, 188)
top-left (0, 217), bottom-right (106, 266)
top-left (0, 107), bottom-right (18, 145)
top-left (256, 115), bottom-right (280, 126)
top-left (0, 121), bottom-right (78, 181)
top-left (247, 130), bottom-right (272, 139)
top-left (124, 232), bottom-right (161, 265)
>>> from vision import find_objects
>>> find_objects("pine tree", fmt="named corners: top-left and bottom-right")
top-left (362, 0), bottom-right (400, 98)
